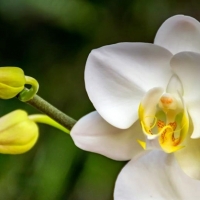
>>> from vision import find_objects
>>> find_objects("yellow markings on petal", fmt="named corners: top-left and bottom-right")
top-left (138, 103), bottom-right (144, 121)
top-left (158, 109), bottom-right (189, 153)
top-left (137, 140), bottom-right (146, 150)
top-left (138, 88), bottom-right (165, 139)
top-left (140, 114), bottom-right (156, 136)
top-left (139, 103), bottom-right (158, 139)
top-left (139, 108), bottom-right (173, 140)
top-left (138, 87), bottom-right (189, 153)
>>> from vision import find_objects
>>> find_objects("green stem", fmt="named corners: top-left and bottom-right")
top-left (25, 94), bottom-right (76, 131)
top-left (18, 76), bottom-right (39, 102)
top-left (29, 114), bottom-right (70, 134)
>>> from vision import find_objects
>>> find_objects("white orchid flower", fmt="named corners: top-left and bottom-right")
top-left (71, 15), bottom-right (200, 199)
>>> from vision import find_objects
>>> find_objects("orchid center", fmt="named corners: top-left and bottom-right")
top-left (138, 85), bottom-right (189, 153)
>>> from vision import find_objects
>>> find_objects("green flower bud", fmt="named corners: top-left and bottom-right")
top-left (0, 110), bottom-right (38, 154)
top-left (0, 67), bottom-right (26, 99)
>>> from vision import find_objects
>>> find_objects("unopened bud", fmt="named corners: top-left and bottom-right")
top-left (0, 110), bottom-right (38, 154)
top-left (0, 67), bottom-right (26, 99)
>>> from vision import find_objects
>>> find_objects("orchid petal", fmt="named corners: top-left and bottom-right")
top-left (154, 15), bottom-right (200, 54)
top-left (166, 74), bottom-right (183, 96)
top-left (114, 150), bottom-right (200, 200)
top-left (71, 111), bottom-right (144, 161)
top-left (85, 43), bottom-right (172, 128)
top-left (170, 52), bottom-right (200, 138)
top-left (175, 123), bottom-right (200, 179)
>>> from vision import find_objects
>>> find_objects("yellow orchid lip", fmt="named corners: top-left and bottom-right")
top-left (138, 86), bottom-right (189, 153)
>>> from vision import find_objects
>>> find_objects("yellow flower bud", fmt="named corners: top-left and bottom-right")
top-left (0, 110), bottom-right (38, 154)
top-left (0, 67), bottom-right (26, 99)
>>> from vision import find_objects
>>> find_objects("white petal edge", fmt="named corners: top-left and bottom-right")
top-left (154, 15), bottom-right (200, 54)
top-left (71, 111), bottom-right (145, 161)
top-left (114, 150), bottom-right (200, 200)
top-left (170, 51), bottom-right (200, 138)
top-left (175, 123), bottom-right (200, 179)
top-left (85, 43), bottom-right (173, 128)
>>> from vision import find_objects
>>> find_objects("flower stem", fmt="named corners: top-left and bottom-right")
top-left (21, 93), bottom-right (76, 131)
top-left (29, 114), bottom-right (70, 134)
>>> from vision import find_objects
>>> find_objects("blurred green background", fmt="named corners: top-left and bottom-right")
top-left (0, 0), bottom-right (198, 199)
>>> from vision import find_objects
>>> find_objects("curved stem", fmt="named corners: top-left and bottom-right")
top-left (29, 114), bottom-right (70, 134)
top-left (18, 76), bottom-right (39, 102)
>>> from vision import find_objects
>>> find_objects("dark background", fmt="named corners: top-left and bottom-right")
top-left (0, 0), bottom-right (198, 199)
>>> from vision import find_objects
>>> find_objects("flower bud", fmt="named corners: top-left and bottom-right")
top-left (0, 110), bottom-right (38, 154)
top-left (0, 67), bottom-right (26, 99)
